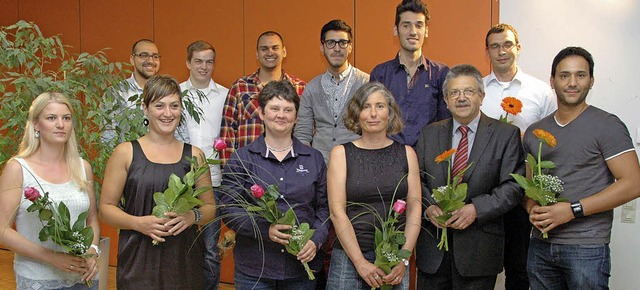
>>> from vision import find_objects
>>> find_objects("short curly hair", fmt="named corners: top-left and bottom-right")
top-left (344, 82), bottom-right (403, 135)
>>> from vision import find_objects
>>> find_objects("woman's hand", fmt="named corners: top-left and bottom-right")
top-left (355, 260), bottom-right (387, 288)
top-left (82, 252), bottom-right (99, 282)
top-left (47, 251), bottom-right (87, 273)
top-left (134, 215), bottom-right (171, 243)
top-left (296, 240), bottom-right (316, 263)
top-left (269, 224), bottom-right (292, 245)
top-left (164, 211), bottom-right (196, 236)
top-left (382, 261), bottom-right (406, 286)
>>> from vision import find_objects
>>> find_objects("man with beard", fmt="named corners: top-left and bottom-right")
top-left (524, 47), bottom-right (640, 289)
top-left (294, 19), bottom-right (369, 164)
top-left (370, 0), bottom-right (450, 147)
top-left (219, 31), bottom-right (306, 163)
top-left (179, 40), bottom-right (229, 290)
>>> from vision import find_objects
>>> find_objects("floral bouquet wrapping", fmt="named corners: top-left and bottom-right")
top-left (499, 96), bottom-right (523, 123)
top-left (247, 184), bottom-right (316, 280)
top-left (510, 129), bottom-right (564, 238)
top-left (24, 186), bottom-right (95, 286)
top-left (431, 149), bottom-right (471, 251)
top-left (372, 199), bottom-right (412, 290)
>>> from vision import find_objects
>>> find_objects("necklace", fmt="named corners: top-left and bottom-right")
top-left (266, 142), bottom-right (293, 153)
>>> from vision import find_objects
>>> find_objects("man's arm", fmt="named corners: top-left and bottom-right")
top-left (293, 87), bottom-right (314, 145)
top-left (219, 85), bottom-right (239, 164)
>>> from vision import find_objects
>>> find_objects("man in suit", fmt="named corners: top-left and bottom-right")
top-left (415, 64), bottom-right (525, 289)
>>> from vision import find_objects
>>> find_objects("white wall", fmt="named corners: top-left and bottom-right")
top-left (500, 0), bottom-right (640, 289)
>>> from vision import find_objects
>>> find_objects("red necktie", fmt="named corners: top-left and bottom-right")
top-left (452, 125), bottom-right (469, 178)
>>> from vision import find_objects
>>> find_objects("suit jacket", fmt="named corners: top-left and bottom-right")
top-left (415, 113), bottom-right (525, 277)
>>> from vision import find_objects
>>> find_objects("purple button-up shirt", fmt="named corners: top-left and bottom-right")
top-left (370, 54), bottom-right (451, 146)
top-left (219, 134), bottom-right (328, 280)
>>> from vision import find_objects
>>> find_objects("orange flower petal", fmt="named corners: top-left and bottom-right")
top-left (532, 129), bottom-right (557, 147)
top-left (501, 96), bottom-right (523, 116)
top-left (435, 148), bottom-right (456, 163)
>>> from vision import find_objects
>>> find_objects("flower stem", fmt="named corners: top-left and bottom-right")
top-left (302, 261), bottom-right (315, 280)
top-left (537, 142), bottom-right (543, 177)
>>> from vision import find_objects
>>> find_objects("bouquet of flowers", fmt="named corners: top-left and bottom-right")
top-left (372, 199), bottom-right (412, 290)
top-left (431, 148), bottom-right (471, 251)
top-left (247, 184), bottom-right (316, 280)
top-left (24, 185), bottom-right (95, 286)
top-left (499, 96), bottom-right (523, 123)
top-left (510, 129), bottom-right (564, 238)
top-left (150, 138), bottom-right (226, 245)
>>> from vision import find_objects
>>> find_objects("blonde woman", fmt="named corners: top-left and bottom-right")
top-left (0, 92), bottom-right (100, 289)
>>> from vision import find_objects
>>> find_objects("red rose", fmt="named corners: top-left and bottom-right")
top-left (24, 186), bottom-right (41, 202)
top-left (213, 138), bottom-right (227, 152)
top-left (251, 184), bottom-right (265, 199)
top-left (392, 199), bottom-right (406, 215)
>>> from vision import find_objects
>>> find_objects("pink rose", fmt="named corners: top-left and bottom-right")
top-left (24, 186), bottom-right (41, 202)
top-left (251, 184), bottom-right (265, 199)
top-left (392, 199), bottom-right (406, 215)
top-left (213, 138), bottom-right (227, 152)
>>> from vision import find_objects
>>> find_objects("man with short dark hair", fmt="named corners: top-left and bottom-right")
top-left (481, 23), bottom-right (556, 290)
top-left (219, 31), bottom-right (306, 163)
top-left (294, 19), bottom-right (369, 163)
top-left (524, 47), bottom-right (640, 289)
top-left (180, 40), bottom-right (228, 290)
top-left (416, 64), bottom-right (525, 289)
top-left (370, 0), bottom-right (450, 147)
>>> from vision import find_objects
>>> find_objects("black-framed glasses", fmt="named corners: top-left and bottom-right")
top-left (323, 39), bottom-right (350, 49)
top-left (133, 53), bottom-right (161, 61)
top-left (448, 89), bottom-right (477, 99)
top-left (488, 42), bottom-right (516, 51)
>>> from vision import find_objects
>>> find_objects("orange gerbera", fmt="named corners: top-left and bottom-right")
top-left (435, 148), bottom-right (456, 163)
top-left (532, 129), bottom-right (557, 147)
top-left (501, 96), bottom-right (523, 116)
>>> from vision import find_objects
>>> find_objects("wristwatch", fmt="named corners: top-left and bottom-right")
top-left (401, 258), bottom-right (409, 267)
top-left (570, 201), bottom-right (584, 218)
top-left (192, 208), bottom-right (202, 223)
top-left (90, 244), bottom-right (101, 258)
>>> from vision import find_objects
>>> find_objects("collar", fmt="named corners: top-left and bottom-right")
top-left (184, 78), bottom-right (220, 95)
top-left (487, 66), bottom-right (523, 85)
top-left (127, 74), bottom-right (144, 91)
top-left (246, 134), bottom-right (313, 160)
top-left (249, 68), bottom-right (291, 86)
top-left (325, 63), bottom-right (352, 82)
top-left (452, 113), bottom-right (481, 134)
top-left (395, 52), bottom-right (427, 71)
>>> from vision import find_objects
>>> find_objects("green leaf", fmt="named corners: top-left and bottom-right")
top-left (173, 198), bottom-right (191, 214)
top-left (538, 161), bottom-right (556, 169)
top-left (39, 208), bottom-right (53, 221)
top-left (510, 173), bottom-right (532, 190)
top-left (72, 211), bottom-right (89, 231)
top-left (152, 205), bottom-right (170, 218)
top-left (266, 184), bottom-right (280, 200)
top-left (39, 227), bottom-right (49, 242)
top-left (58, 202), bottom-right (71, 226)
top-left (526, 154), bottom-right (537, 171)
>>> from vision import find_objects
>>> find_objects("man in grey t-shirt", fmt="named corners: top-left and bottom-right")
top-left (523, 47), bottom-right (640, 289)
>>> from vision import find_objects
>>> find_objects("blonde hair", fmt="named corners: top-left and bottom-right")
top-left (15, 92), bottom-right (89, 191)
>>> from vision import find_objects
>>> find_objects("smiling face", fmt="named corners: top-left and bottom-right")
top-left (444, 76), bottom-right (485, 125)
top-left (143, 93), bottom-right (181, 135)
top-left (34, 102), bottom-right (73, 145)
top-left (358, 91), bottom-right (390, 135)
top-left (258, 96), bottom-right (297, 136)
top-left (187, 49), bottom-right (214, 86)
top-left (395, 11), bottom-right (428, 54)
top-left (256, 34), bottom-right (286, 71)
top-left (551, 55), bottom-right (594, 108)
top-left (130, 41), bottom-right (160, 81)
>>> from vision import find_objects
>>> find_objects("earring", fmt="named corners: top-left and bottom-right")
top-left (143, 117), bottom-right (149, 126)
top-left (34, 130), bottom-right (40, 138)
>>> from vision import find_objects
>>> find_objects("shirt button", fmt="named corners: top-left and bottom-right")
top-left (333, 138), bottom-right (336, 141)
top-left (281, 249), bottom-right (285, 253)
top-left (334, 124), bottom-right (337, 128)
top-left (280, 177), bottom-right (284, 181)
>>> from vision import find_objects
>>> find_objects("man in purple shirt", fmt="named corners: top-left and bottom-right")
top-left (370, 0), bottom-right (450, 146)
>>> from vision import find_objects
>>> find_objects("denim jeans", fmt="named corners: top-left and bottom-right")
top-left (326, 248), bottom-right (409, 290)
top-left (233, 267), bottom-right (316, 290)
top-left (203, 204), bottom-right (222, 290)
top-left (527, 237), bottom-right (610, 290)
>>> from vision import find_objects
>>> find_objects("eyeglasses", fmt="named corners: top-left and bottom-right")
top-left (448, 89), bottom-right (477, 99)
top-left (488, 42), bottom-right (516, 51)
top-left (133, 53), bottom-right (161, 61)
top-left (323, 39), bottom-right (350, 49)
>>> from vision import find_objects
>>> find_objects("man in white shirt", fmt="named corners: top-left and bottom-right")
top-left (480, 23), bottom-right (556, 290)
top-left (180, 40), bottom-right (229, 290)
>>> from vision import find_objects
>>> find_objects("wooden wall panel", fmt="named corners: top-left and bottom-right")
top-left (354, 0), bottom-right (399, 74)
top-left (80, 0), bottom-right (154, 64)
top-left (0, 0), bottom-right (19, 27)
top-left (17, 0), bottom-right (81, 54)
top-left (243, 0), bottom-right (355, 83)
top-left (154, 0), bottom-right (243, 88)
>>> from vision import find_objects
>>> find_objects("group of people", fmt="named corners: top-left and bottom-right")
top-left (1, 0), bottom-right (640, 290)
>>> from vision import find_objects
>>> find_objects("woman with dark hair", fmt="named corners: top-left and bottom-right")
top-left (326, 82), bottom-right (422, 290)
top-left (0, 92), bottom-right (100, 289)
top-left (100, 75), bottom-right (215, 289)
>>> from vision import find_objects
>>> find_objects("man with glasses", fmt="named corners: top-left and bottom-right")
top-left (370, 0), bottom-right (450, 147)
top-left (416, 64), bottom-right (525, 289)
top-left (179, 40), bottom-right (229, 290)
top-left (219, 31), bottom-right (306, 163)
top-left (294, 19), bottom-right (369, 164)
top-left (480, 23), bottom-right (556, 290)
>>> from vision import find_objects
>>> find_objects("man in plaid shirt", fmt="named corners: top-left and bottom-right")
top-left (219, 31), bottom-right (306, 162)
